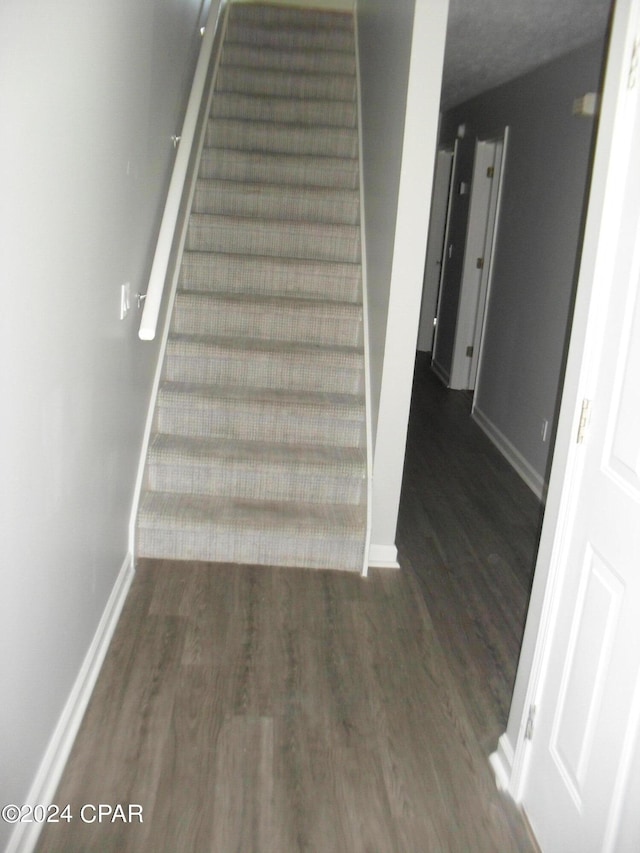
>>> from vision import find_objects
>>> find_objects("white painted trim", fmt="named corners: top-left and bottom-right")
top-left (469, 127), bottom-right (509, 391)
top-left (6, 555), bottom-right (135, 853)
top-left (471, 127), bottom-right (509, 392)
top-left (430, 356), bottom-right (450, 388)
top-left (138, 0), bottom-right (224, 341)
top-left (368, 543), bottom-right (400, 570)
top-left (472, 404), bottom-right (546, 500)
top-left (489, 733), bottom-right (516, 792)
top-left (129, 6), bottom-right (229, 557)
top-left (353, 7), bottom-right (373, 579)
top-left (449, 140), bottom-right (496, 390)
top-left (431, 137), bottom-right (459, 383)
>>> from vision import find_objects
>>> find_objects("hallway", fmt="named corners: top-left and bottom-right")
top-left (36, 354), bottom-right (541, 853)
top-left (398, 352), bottom-right (543, 754)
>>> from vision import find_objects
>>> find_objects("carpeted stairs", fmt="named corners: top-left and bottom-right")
top-left (136, 1), bottom-right (368, 572)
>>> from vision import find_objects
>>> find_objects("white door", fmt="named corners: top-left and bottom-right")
top-left (519, 1), bottom-right (640, 848)
top-left (417, 148), bottom-right (453, 352)
top-left (468, 134), bottom-right (506, 391)
top-left (448, 136), bottom-right (505, 390)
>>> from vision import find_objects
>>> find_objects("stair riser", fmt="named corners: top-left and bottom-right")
top-left (228, 5), bottom-right (354, 32)
top-left (221, 44), bottom-right (355, 76)
top-left (192, 181), bottom-right (360, 225)
top-left (136, 526), bottom-right (363, 571)
top-left (211, 93), bottom-right (357, 128)
top-left (172, 301), bottom-right (363, 348)
top-left (199, 149), bottom-right (359, 190)
top-left (163, 348), bottom-right (364, 394)
top-left (205, 120), bottom-right (358, 159)
top-left (179, 254), bottom-right (361, 302)
top-left (155, 399), bottom-right (365, 447)
top-left (186, 217), bottom-right (361, 263)
top-left (216, 67), bottom-right (356, 102)
top-left (146, 462), bottom-right (366, 505)
top-left (224, 23), bottom-right (354, 54)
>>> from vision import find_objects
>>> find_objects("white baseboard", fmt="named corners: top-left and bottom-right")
top-left (6, 554), bottom-right (135, 853)
top-left (489, 732), bottom-right (515, 794)
top-left (472, 405), bottom-right (546, 500)
top-left (368, 543), bottom-right (400, 569)
top-left (430, 358), bottom-right (450, 388)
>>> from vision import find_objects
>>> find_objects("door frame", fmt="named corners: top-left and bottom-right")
top-left (449, 128), bottom-right (508, 390)
top-left (417, 146), bottom-right (454, 353)
top-left (469, 129), bottom-right (508, 392)
top-left (431, 138), bottom-right (460, 382)
top-left (491, 0), bottom-right (640, 824)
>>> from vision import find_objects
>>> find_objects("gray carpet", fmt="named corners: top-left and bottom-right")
top-left (137, 1), bottom-right (367, 571)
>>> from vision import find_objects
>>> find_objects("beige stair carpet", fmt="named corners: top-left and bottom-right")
top-left (137, 1), bottom-right (367, 571)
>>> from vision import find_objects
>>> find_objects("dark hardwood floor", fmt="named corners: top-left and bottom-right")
top-left (37, 352), bottom-right (542, 852)
top-left (398, 353), bottom-right (544, 755)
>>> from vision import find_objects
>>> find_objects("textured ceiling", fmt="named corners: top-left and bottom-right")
top-left (441, 0), bottom-right (613, 109)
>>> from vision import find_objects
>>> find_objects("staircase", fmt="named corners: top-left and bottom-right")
top-left (136, 2), bottom-right (368, 572)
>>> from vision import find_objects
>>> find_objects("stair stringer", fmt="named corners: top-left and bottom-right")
top-left (129, 4), bottom-right (230, 557)
top-left (353, 6), bottom-right (372, 577)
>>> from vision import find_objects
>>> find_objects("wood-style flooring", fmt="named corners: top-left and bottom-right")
top-left (37, 353), bottom-right (542, 852)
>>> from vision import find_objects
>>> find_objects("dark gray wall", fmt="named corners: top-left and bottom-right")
top-left (439, 39), bottom-right (605, 489)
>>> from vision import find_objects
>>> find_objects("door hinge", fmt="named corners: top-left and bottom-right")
top-left (487, 166), bottom-right (495, 178)
top-left (577, 398), bottom-right (592, 444)
top-left (476, 257), bottom-right (484, 269)
top-left (466, 345), bottom-right (474, 357)
top-left (525, 704), bottom-right (536, 741)
top-left (629, 37), bottom-right (640, 89)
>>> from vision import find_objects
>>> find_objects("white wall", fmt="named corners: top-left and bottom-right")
top-left (0, 0), bottom-right (206, 846)
top-left (357, 0), bottom-right (449, 563)
top-left (439, 41), bottom-right (605, 493)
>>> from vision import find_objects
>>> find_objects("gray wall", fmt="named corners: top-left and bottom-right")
top-left (356, 0), bottom-right (415, 436)
top-left (439, 40), bottom-right (605, 489)
top-left (0, 0), bottom-right (206, 843)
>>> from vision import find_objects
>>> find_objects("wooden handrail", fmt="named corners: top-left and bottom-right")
top-left (138, 0), bottom-right (223, 341)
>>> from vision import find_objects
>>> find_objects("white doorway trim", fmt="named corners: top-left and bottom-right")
top-left (417, 147), bottom-right (454, 353)
top-left (431, 138), bottom-right (460, 384)
top-left (469, 128), bottom-right (508, 391)
top-left (449, 130), bottom-right (507, 390)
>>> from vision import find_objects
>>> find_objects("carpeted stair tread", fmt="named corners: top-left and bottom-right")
top-left (149, 433), bottom-right (366, 472)
top-left (146, 434), bottom-right (366, 504)
top-left (224, 22), bottom-right (355, 54)
top-left (137, 492), bottom-right (365, 570)
top-left (172, 291), bottom-right (362, 346)
top-left (154, 382), bottom-right (365, 447)
top-left (211, 92), bottom-right (357, 128)
top-left (139, 493), bottom-right (365, 534)
top-left (156, 381), bottom-right (365, 413)
top-left (186, 212), bottom-right (360, 262)
top-left (163, 334), bottom-right (363, 393)
top-left (205, 118), bottom-right (358, 159)
top-left (192, 179), bottom-right (360, 224)
top-left (227, 3), bottom-right (354, 31)
top-left (199, 147), bottom-right (359, 189)
top-left (221, 43), bottom-right (356, 76)
top-left (178, 252), bottom-right (361, 302)
top-left (216, 66), bottom-right (356, 102)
